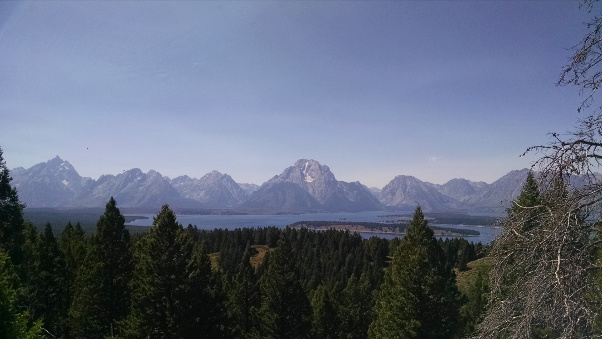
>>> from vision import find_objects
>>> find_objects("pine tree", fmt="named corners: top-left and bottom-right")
top-left (311, 284), bottom-right (337, 338)
top-left (368, 206), bottom-right (462, 339)
top-left (124, 204), bottom-right (222, 338)
top-left (259, 236), bottom-right (311, 339)
top-left (60, 222), bottom-right (87, 313)
top-left (0, 147), bottom-right (26, 268)
top-left (510, 171), bottom-right (542, 231)
top-left (0, 248), bottom-right (43, 339)
top-left (69, 197), bottom-right (132, 338)
top-left (459, 270), bottom-right (488, 336)
top-left (228, 244), bottom-right (259, 337)
top-left (338, 273), bottom-right (375, 338)
top-left (29, 223), bottom-right (68, 338)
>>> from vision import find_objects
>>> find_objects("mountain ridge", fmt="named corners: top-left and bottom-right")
top-left (11, 156), bottom-right (535, 213)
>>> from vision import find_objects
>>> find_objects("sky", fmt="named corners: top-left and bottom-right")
top-left (0, 1), bottom-right (595, 188)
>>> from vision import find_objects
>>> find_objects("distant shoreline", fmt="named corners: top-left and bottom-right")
top-left (289, 222), bottom-right (480, 237)
top-left (124, 215), bottom-right (149, 223)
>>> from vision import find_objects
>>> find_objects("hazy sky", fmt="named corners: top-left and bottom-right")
top-left (0, 1), bottom-right (593, 188)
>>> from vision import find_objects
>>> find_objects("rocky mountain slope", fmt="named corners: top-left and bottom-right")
top-left (380, 175), bottom-right (461, 211)
top-left (377, 170), bottom-right (532, 212)
top-left (170, 171), bottom-right (248, 208)
top-left (10, 156), bottom-right (539, 213)
top-left (434, 178), bottom-right (488, 203)
top-left (11, 156), bottom-right (84, 207)
top-left (242, 159), bottom-right (382, 212)
top-left (75, 168), bottom-right (197, 209)
top-left (240, 182), bottom-right (322, 211)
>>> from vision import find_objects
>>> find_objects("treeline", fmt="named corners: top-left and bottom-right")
top-left (426, 213), bottom-right (497, 226)
top-left (290, 220), bottom-right (480, 236)
top-left (290, 220), bottom-right (408, 231)
top-left (5, 152), bottom-right (602, 337)
top-left (1, 149), bottom-right (492, 338)
top-left (1, 195), bottom-right (487, 337)
top-left (3, 205), bottom-right (486, 338)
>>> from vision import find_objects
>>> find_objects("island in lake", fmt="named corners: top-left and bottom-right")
top-left (288, 221), bottom-right (480, 237)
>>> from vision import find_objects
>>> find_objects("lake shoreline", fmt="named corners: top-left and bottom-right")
top-left (289, 223), bottom-right (480, 238)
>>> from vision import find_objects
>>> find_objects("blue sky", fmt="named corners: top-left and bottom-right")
top-left (0, 1), bottom-right (593, 188)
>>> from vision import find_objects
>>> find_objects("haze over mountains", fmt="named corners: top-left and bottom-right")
top-left (10, 156), bottom-right (532, 213)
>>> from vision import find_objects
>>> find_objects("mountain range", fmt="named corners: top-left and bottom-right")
top-left (10, 156), bottom-right (533, 214)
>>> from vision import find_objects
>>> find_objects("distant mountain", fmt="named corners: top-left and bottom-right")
top-left (464, 169), bottom-right (530, 210)
top-left (170, 171), bottom-right (248, 208)
top-left (244, 159), bottom-right (382, 212)
top-left (329, 181), bottom-right (383, 212)
top-left (74, 168), bottom-right (197, 209)
top-left (377, 169), bottom-right (533, 212)
top-left (240, 182), bottom-right (322, 211)
top-left (11, 157), bottom-right (230, 209)
top-left (267, 159), bottom-right (338, 204)
top-left (434, 178), bottom-right (488, 203)
top-left (11, 156), bottom-right (85, 207)
top-left (238, 183), bottom-right (260, 195)
top-left (10, 156), bottom-right (546, 214)
top-left (380, 175), bottom-right (461, 211)
top-left (368, 187), bottom-right (382, 199)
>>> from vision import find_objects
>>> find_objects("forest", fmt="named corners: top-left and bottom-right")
top-left (6, 1), bottom-right (602, 338)
top-left (0, 148), bottom-right (493, 338)
top-left (4, 144), bottom-right (602, 339)
top-left (5, 146), bottom-right (602, 338)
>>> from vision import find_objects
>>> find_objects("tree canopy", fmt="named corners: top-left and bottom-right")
top-left (369, 206), bottom-right (462, 339)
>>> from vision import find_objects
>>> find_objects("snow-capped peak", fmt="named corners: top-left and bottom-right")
top-left (303, 161), bottom-right (315, 183)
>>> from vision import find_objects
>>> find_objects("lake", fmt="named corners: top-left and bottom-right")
top-left (126, 210), bottom-right (502, 244)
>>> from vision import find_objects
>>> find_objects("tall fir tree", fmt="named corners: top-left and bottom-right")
top-left (0, 248), bottom-right (42, 339)
top-left (459, 269), bottom-right (488, 336)
top-left (369, 206), bottom-right (462, 339)
top-left (510, 171), bottom-right (542, 231)
top-left (338, 272), bottom-right (375, 338)
top-left (0, 147), bottom-right (26, 269)
top-left (60, 221), bottom-right (87, 316)
top-left (69, 197), bottom-right (132, 338)
top-left (28, 223), bottom-right (68, 338)
top-left (310, 284), bottom-right (337, 339)
top-left (258, 236), bottom-right (311, 339)
top-left (124, 204), bottom-right (223, 338)
top-left (228, 243), bottom-right (260, 338)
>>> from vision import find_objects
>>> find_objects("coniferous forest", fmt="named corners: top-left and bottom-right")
top-left (0, 148), bottom-right (491, 338)
top-left (6, 150), bottom-right (602, 339)
top-left (4, 152), bottom-right (602, 339)
top-left (7, 2), bottom-right (602, 338)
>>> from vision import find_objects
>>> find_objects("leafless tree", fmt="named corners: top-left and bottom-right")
top-left (480, 182), bottom-right (601, 338)
top-left (479, 2), bottom-right (602, 337)
top-left (528, 0), bottom-right (602, 182)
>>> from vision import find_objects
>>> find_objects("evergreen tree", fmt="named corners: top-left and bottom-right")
top-left (338, 273), bottom-right (375, 339)
top-left (368, 206), bottom-right (462, 339)
top-left (60, 222), bottom-right (87, 312)
top-left (228, 244), bottom-right (260, 338)
top-left (459, 270), bottom-right (488, 336)
top-left (510, 171), bottom-right (542, 231)
top-left (124, 204), bottom-right (222, 338)
top-left (29, 223), bottom-right (68, 338)
top-left (259, 236), bottom-right (311, 339)
top-left (0, 248), bottom-right (43, 339)
top-left (20, 221), bottom-right (38, 298)
top-left (311, 284), bottom-right (337, 339)
top-left (0, 147), bottom-right (26, 268)
top-left (69, 197), bottom-right (132, 338)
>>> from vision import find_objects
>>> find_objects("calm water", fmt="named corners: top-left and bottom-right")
top-left (126, 210), bottom-right (501, 244)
